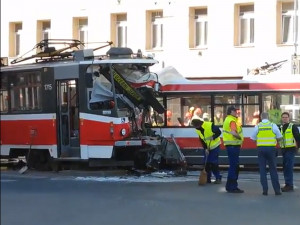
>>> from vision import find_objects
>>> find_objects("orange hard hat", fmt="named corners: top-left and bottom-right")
top-left (167, 110), bottom-right (172, 118)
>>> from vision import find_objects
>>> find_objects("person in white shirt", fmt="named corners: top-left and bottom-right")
top-left (251, 112), bottom-right (283, 196)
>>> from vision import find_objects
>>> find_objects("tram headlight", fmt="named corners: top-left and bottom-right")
top-left (120, 128), bottom-right (126, 136)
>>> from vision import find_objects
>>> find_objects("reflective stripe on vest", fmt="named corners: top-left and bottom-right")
top-left (280, 123), bottom-right (296, 148)
top-left (257, 122), bottom-right (277, 146)
top-left (195, 121), bottom-right (221, 150)
top-left (222, 115), bottom-right (243, 146)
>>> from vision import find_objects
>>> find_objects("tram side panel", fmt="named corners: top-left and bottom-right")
top-left (153, 127), bottom-right (290, 166)
top-left (0, 68), bottom-right (57, 160)
top-left (41, 67), bottom-right (57, 157)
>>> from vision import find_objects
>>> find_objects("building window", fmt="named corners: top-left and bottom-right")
top-left (9, 22), bottom-right (22, 57)
top-left (152, 11), bottom-right (163, 49)
top-left (73, 18), bottom-right (88, 49)
top-left (281, 2), bottom-right (294, 44)
top-left (36, 20), bottom-right (51, 51)
top-left (111, 14), bottom-right (127, 47)
top-left (234, 4), bottom-right (254, 46)
top-left (42, 21), bottom-right (51, 40)
top-left (195, 8), bottom-right (208, 48)
top-left (240, 5), bottom-right (254, 45)
top-left (146, 11), bottom-right (163, 50)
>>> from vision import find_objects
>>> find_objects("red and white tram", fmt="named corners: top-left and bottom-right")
top-left (1, 40), bottom-right (299, 170)
top-left (0, 40), bottom-right (185, 171)
top-left (150, 67), bottom-right (300, 165)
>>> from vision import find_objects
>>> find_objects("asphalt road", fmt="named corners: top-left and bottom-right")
top-left (1, 169), bottom-right (300, 225)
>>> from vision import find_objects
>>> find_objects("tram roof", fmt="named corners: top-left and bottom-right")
top-left (0, 58), bottom-right (159, 72)
top-left (157, 67), bottom-right (300, 92)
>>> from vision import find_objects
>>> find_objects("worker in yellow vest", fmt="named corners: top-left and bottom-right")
top-left (223, 106), bottom-right (244, 193)
top-left (251, 112), bottom-right (283, 196)
top-left (279, 112), bottom-right (300, 192)
top-left (191, 118), bottom-right (222, 184)
top-left (214, 110), bottom-right (223, 125)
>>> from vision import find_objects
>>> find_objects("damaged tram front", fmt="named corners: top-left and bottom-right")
top-left (0, 45), bottom-right (186, 171)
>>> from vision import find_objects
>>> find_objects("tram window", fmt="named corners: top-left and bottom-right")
top-left (89, 74), bottom-right (115, 110)
top-left (263, 93), bottom-right (300, 124)
top-left (166, 97), bottom-right (181, 126)
top-left (214, 94), bottom-right (260, 126)
top-left (243, 94), bottom-right (259, 104)
top-left (243, 94), bottom-right (259, 125)
top-left (0, 75), bottom-right (8, 113)
top-left (244, 105), bottom-right (260, 125)
top-left (213, 106), bottom-right (246, 126)
top-left (166, 95), bottom-right (211, 126)
top-left (214, 94), bottom-right (242, 125)
top-left (10, 72), bottom-right (42, 112)
top-left (214, 94), bottom-right (241, 104)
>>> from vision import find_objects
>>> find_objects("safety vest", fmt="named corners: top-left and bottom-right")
top-left (222, 115), bottom-right (244, 146)
top-left (152, 121), bottom-right (164, 127)
top-left (195, 121), bottom-right (221, 150)
top-left (268, 109), bottom-right (281, 125)
top-left (280, 123), bottom-right (296, 148)
top-left (256, 121), bottom-right (277, 146)
top-left (214, 117), bottom-right (223, 125)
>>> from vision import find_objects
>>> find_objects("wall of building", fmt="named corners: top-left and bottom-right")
top-left (1, 0), bottom-right (299, 77)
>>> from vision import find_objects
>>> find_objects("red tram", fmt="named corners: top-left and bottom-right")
top-left (150, 66), bottom-right (300, 165)
top-left (0, 40), bottom-right (185, 170)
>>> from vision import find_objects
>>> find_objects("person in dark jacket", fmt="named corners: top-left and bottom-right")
top-left (191, 118), bottom-right (222, 184)
top-left (279, 112), bottom-right (300, 192)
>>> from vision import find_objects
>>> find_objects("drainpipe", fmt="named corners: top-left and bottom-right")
top-left (292, 0), bottom-right (299, 74)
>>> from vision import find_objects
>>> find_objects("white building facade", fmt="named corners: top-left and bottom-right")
top-left (1, 0), bottom-right (299, 77)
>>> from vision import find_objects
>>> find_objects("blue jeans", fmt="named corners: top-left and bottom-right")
top-left (257, 146), bottom-right (280, 193)
top-left (225, 145), bottom-right (240, 191)
top-left (282, 148), bottom-right (297, 187)
top-left (203, 146), bottom-right (222, 181)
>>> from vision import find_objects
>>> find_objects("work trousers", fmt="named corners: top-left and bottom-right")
top-left (225, 145), bottom-right (240, 191)
top-left (203, 146), bottom-right (222, 181)
top-left (257, 146), bottom-right (280, 193)
top-left (282, 147), bottom-right (297, 187)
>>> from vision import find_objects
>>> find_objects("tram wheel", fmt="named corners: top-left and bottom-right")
top-left (133, 151), bottom-right (148, 169)
top-left (27, 150), bottom-right (52, 171)
top-left (51, 160), bottom-right (61, 172)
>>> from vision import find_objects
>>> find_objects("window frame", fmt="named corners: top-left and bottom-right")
top-left (239, 8), bottom-right (254, 46)
top-left (151, 12), bottom-right (164, 50)
top-left (194, 9), bottom-right (208, 48)
top-left (281, 2), bottom-right (295, 44)
top-left (42, 21), bottom-right (51, 40)
top-left (116, 20), bottom-right (127, 47)
top-left (9, 71), bottom-right (42, 113)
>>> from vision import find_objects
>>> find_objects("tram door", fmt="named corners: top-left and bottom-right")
top-left (56, 80), bottom-right (80, 157)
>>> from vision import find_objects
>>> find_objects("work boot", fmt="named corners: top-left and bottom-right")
top-left (227, 188), bottom-right (244, 193)
top-left (281, 185), bottom-right (294, 192)
top-left (213, 179), bottom-right (222, 184)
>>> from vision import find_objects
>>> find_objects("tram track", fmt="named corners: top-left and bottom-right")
top-left (2, 157), bottom-right (300, 174)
